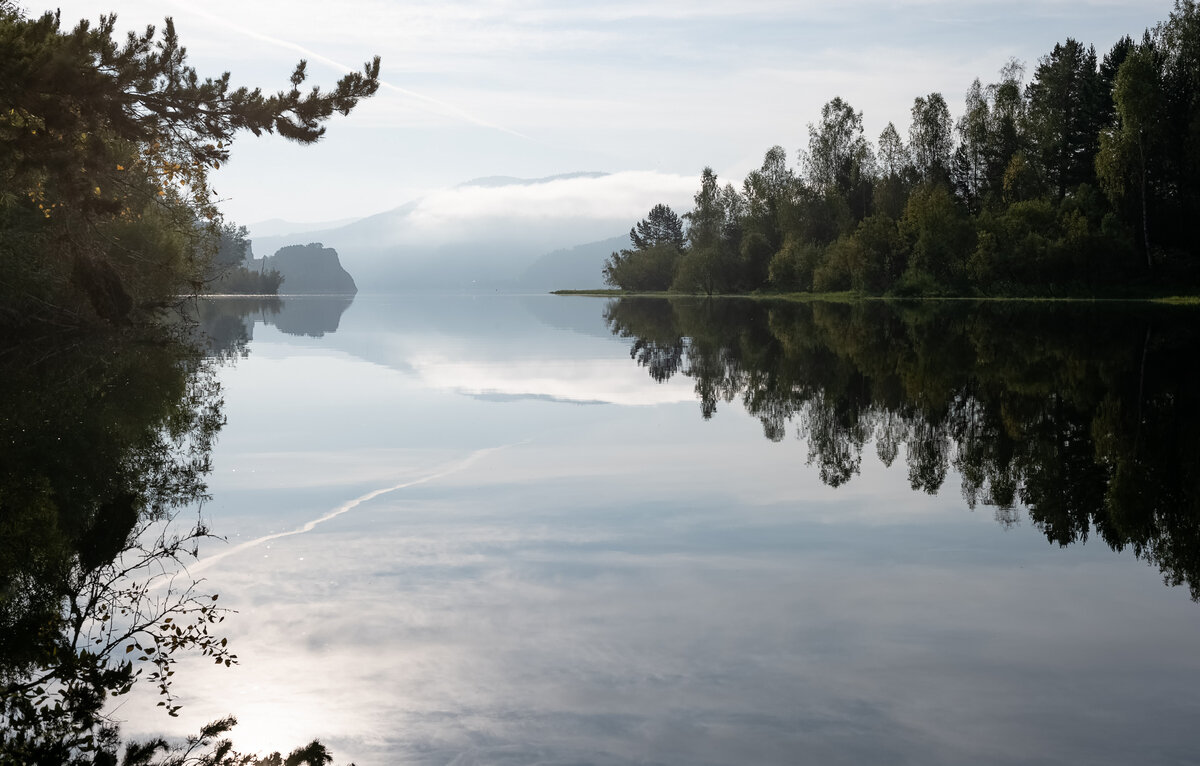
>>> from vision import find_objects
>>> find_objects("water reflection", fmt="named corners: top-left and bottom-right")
top-left (0, 326), bottom-right (230, 760)
top-left (606, 297), bottom-right (1200, 598)
top-left (190, 294), bottom-right (356, 356)
top-left (12, 295), bottom-right (1199, 764)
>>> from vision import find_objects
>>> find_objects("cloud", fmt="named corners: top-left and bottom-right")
top-left (45, 0), bottom-right (1167, 222)
top-left (402, 171), bottom-right (697, 232)
top-left (113, 454), bottom-right (1194, 765)
top-left (408, 354), bottom-right (699, 406)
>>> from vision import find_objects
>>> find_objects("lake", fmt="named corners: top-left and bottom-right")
top-left (22, 294), bottom-right (1200, 765)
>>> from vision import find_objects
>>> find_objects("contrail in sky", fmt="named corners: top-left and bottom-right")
top-left (165, 0), bottom-right (529, 139)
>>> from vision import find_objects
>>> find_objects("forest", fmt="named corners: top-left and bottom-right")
top-left (604, 0), bottom-right (1200, 297)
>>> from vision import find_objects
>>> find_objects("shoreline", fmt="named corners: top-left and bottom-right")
top-left (551, 289), bottom-right (1200, 305)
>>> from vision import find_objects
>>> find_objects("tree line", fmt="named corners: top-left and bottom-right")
top-left (604, 1), bottom-right (1200, 297)
top-left (0, 4), bottom-right (378, 328)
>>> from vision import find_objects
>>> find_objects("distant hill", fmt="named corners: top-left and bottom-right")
top-left (250, 173), bottom-right (612, 256)
top-left (249, 199), bottom-right (421, 260)
top-left (517, 234), bottom-right (628, 290)
top-left (244, 171), bottom-right (693, 291)
top-left (251, 243), bottom-right (357, 295)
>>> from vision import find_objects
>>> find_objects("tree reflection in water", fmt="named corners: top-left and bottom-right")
top-left (0, 322), bottom-right (332, 765)
top-left (605, 297), bottom-right (1200, 600)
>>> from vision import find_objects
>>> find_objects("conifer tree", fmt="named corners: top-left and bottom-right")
top-left (0, 6), bottom-right (380, 324)
top-left (1025, 39), bottom-right (1104, 198)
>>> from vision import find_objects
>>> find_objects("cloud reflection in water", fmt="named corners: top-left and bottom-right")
top-left (113, 296), bottom-right (1200, 766)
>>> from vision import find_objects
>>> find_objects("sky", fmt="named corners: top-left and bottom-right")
top-left (40, 0), bottom-right (1173, 226)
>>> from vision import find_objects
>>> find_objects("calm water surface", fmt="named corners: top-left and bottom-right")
top-left (114, 294), bottom-right (1200, 765)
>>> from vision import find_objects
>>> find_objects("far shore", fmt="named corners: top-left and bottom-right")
top-left (551, 289), bottom-right (1200, 305)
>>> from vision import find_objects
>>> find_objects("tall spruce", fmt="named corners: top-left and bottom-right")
top-left (1025, 39), bottom-right (1104, 198)
top-left (629, 204), bottom-right (686, 252)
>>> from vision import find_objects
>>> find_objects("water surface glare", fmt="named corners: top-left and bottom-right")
top-left (119, 294), bottom-right (1200, 766)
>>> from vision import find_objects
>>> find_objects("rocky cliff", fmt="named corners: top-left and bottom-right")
top-left (252, 243), bottom-right (357, 294)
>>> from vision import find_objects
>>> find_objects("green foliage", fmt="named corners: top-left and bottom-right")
top-left (672, 244), bottom-right (722, 295)
top-left (909, 93), bottom-right (954, 182)
top-left (0, 6), bottom-right (379, 325)
top-left (210, 266), bottom-right (285, 295)
top-left (628, 203), bottom-right (685, 251)
top-left (803, 98), bottom-right (873, 218)
top-left (598, 3), bottom-right (1200, 298)
top-left (768, 236), bottom-right (822, 292)
top-left (739, 230), bottom-right (774, 288)
top-left (602, 242), bottom-right (679, 291)
top-left (673, 169), bottom-right (744, 294)
top-left (795, 187), bottom-right (853, 247)
top-left (603, 203), bottom-right (686, 290)
top-left (1158, 1), bottom-right (1200, 250)
top-left (213, 224), bottom-right (251, 269)
top-left (848, 213), bottom-right (904, 291)
top-left (812, 236), bottom-right (858, 292)
top-left (874, 124), bottom-right (913, 219)
top-left (741, 146), bottom-right (797, 285)
top-left (876, 123), bottom-right (910, 179)
top-left (1026, 39), bottom-right (1105, 198)
top-left (952, 79), bottom-right (990, 210)
top-left (1097, 39), bottom-right (1166, 263)
top-left (203, 224), bottom-right (283, 294)
top-left (950, 61), bottom-right (1034, 213)
top-left (898, 183), bottom-right (974, 289)
top-left (965, 186), bottom-right (1134, 293)
top-left (1000, 151), bottom-right (1041, 204)
top-left (0, 6), bottom-right (379, 756)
